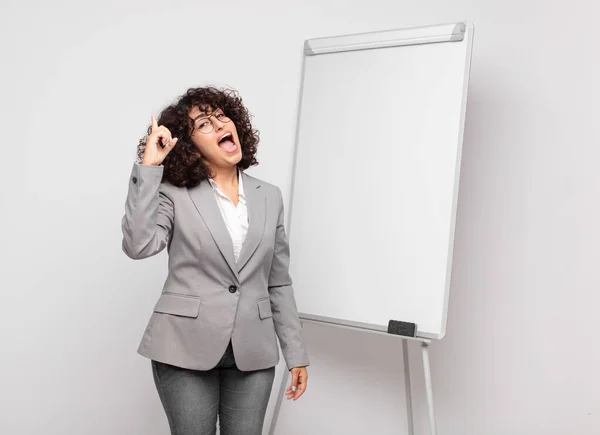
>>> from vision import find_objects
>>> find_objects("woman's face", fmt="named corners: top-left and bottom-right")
top-left (188, 105), bottom-right (242, 172)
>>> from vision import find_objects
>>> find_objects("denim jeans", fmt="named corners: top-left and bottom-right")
top-left (151, 341), bottom-right (276, 435)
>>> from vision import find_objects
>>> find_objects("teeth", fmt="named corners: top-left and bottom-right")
top-left (220, 133), bottom-right (232, 142)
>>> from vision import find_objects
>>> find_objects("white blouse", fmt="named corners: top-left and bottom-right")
top-left (208, 170), bottom-right (248, 263)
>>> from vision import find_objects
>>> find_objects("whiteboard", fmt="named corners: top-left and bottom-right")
top-left (287, 23), bottom-right (474, 339)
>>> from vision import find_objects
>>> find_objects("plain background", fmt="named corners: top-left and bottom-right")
top-left (1, 1), bottom-right (598, 434)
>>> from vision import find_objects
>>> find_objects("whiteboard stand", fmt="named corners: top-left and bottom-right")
top-left (269, 21), bottom-right (474, 435)
top-left (269, 322), bottom-right (437, 435)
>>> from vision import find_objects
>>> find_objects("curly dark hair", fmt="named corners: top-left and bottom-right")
top-left (136, 86), bottom-right (259, 187)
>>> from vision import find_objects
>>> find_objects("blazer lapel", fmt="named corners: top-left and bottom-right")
top-left (187, 179), bottom-right (239, 281)
top-left (236, 172), bottom-right (266, 273)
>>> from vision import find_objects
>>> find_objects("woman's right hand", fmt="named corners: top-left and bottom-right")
top-left (141, 115), bottom-right (178, 166)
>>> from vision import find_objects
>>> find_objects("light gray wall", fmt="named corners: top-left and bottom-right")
top-left (1, 1), bottom-right (598, 434)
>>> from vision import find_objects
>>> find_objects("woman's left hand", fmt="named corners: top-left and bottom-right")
top-left (286, 366), bottom-right (308, 401)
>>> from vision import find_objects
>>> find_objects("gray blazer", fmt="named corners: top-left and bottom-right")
top-left (121, 162), bottom-right (309, 372)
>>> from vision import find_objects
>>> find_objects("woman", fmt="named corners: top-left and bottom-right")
top-left (121, 86), bottom-right (309, 435)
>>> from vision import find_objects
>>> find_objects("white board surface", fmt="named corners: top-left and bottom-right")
top-left (287, 23), bottom-right (474, 339)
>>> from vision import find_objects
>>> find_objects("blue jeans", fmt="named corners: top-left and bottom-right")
top-left (151, 341), bottom-right (276, 435)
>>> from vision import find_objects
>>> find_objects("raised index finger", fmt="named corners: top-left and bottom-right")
top-left (151, 114), bottom-right (158, 132)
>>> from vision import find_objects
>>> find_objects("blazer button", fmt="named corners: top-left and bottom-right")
top-left (228, 285), bottom-right (237, 293)
top-left (132, 176), bottom-right (138, 184)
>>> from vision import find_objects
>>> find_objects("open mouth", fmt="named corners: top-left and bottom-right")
top-left (218, 132), bottom-right (237, 153)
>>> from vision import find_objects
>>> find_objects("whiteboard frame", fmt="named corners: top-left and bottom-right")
top-left (304, 22), bottom-right (466, 55)
top-left (286, 22), bottom-right (475, 340)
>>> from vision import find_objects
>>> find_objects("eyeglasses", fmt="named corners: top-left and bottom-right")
top-left (191, 109), bottom-right (231, 134)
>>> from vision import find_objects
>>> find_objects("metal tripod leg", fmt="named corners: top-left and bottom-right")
top-left (269, 363), bottom-right (287, 435)
top-left (403, 339), bottom-right (415, 435)
top-left (421, 341), bottom-right (437, 435)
